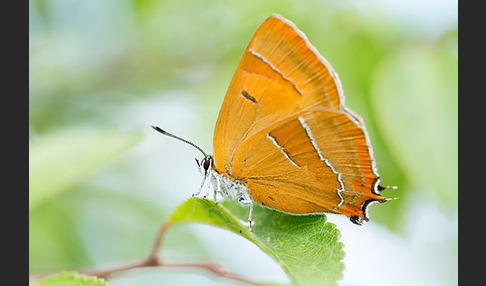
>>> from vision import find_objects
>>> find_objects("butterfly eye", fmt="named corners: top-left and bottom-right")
top-left (202, 156), bottom-right (212, 172)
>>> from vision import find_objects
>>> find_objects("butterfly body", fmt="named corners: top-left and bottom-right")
top-left (209, 167), bottom-right (251, 203)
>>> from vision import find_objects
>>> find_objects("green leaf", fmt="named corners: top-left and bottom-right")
top-left (32, 272), bottom-right (108, 286)
top-left (29, 202), bottom-right (92, 271)
top-left (167, 198), bottom-right (345, 286)
top-left (29, 127), bottom-right (142, 211)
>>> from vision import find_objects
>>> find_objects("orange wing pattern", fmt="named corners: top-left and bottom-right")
top-left (213, 15), bottom-right (344, 173)
top-left (212, 14), bottom-right (389, 223)
top-left (231, 109), bottom-right (386, 222)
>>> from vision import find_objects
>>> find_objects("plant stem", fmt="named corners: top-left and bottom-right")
top-left (29, 222), bottom-right (264, 285)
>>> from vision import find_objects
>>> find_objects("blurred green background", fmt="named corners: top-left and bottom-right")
top-left (29, 0), bottom-right (457, 285)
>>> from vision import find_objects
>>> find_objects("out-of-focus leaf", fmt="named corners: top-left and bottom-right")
top-left (32, 271), bottom-right (108, 286)
top-left (29, 201), bottom-right (91, 272)
top-left (370, 43), bottom-right (458, 207)
top-left (29, 127), bottom-right (142, 211)
top-left (167, 198), bottom-right (345, 286)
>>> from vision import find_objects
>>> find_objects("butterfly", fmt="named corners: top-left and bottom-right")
top-left (153, 14), bottom-right (394, 231)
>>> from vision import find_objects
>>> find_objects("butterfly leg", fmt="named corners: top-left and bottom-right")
top-left (192, 173), bottom-right (208, 198)
top-left (239, 199), bottom-right (254, 232)
top-left (213, 174), bottom-right (220, 204)
top-left (202, 178), bottom-right (211, 199)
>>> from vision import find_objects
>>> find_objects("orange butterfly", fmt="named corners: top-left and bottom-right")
top-left (153, 14), bottom-right (394, 231)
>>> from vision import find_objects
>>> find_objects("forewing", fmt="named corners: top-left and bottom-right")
top-left (213, 15), bottom-right (344, 173)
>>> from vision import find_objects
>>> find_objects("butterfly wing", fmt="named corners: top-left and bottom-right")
top-left (231, 109), bottom-right (386, 222)
top-left (212, 14), bottom-right (388, 223)
top-left (213, 14), bottom-right (344, 174)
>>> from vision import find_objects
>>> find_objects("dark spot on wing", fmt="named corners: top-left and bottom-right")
top-left (241, 90), bottom-right (258, 103)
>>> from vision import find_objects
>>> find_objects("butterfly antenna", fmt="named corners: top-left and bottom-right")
top-left (151, 125), bottom-right (208, 158)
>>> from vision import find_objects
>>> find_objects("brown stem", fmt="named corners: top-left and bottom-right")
top-left (144, 219), bottom-right (170, 266)
top-left (161, 262), bottom-right (265, 285)
top-left (29, 221), bottom-right (263, 285)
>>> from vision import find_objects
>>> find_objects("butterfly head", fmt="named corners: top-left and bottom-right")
top-left (195, 155), bottom-right (213, 176)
